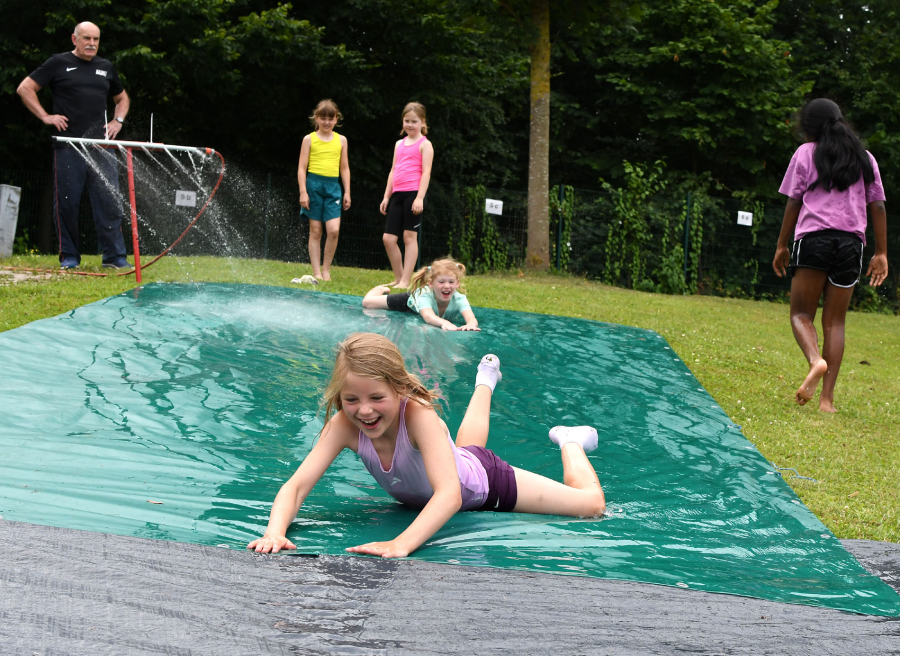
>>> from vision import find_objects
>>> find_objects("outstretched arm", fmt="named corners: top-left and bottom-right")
top-left (248, 415), bottom-right (352, 553)
top-left (866, 200), bottom-right (888, 286)
top-left (347, 402), bottom-right (462, 558)
top-left (418, 307), bottom-right (457, 331)
top-left (773, 197), bottom-right (802, 277)
top-left (457, 309), bottom-right (480, 331)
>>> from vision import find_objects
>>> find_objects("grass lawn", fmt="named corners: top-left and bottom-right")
top-left (2, 254), bottom-right (898, 543)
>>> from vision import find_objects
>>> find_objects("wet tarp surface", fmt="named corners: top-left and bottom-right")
top-left (1, 283), bottom-right (897, 616)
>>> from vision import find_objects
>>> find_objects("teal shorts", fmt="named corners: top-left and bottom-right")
top-left (301, 172), bottom-right (342, 222)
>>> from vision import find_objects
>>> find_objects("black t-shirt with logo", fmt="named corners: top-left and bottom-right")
top-left (29, 52), bottom-right (125, 146)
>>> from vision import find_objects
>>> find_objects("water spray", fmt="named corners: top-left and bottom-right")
top-left (4, 137), bottom-right (225, 283)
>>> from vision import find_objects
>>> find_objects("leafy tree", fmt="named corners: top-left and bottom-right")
top-left (294, 0), bottom-right (529, 187)
top-left (454, 0), bottom-right (636, 269)
top-left (551, 0), bottom-right (808, 196)
top-left (773, 0), bottom-right (900, 199)
top-left (0, 0), bottom-right (527, 190)
top-left (0, 0), bottom-right (368, 172)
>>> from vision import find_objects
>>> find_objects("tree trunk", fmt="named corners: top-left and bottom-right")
top-left (526, 0), bottom-right (551, 270)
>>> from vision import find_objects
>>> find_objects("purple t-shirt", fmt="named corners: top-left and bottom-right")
top-left (778, 142), bottom-right (885, 244)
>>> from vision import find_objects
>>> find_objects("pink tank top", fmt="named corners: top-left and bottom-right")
top-left (356, 398), bottom-right (488, 510)
top-left (391, 136), bottom-right (427, 192)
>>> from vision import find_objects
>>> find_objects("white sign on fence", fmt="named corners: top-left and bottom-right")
top-left (485, 199), bottom-right (503, 215)
top-left (737, 211), bottom-right (753, 226)
top-left (175, 190), bottom-right (197, 207)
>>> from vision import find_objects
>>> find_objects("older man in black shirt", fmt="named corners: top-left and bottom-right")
top-left (17, 21), bottom-right (132, 270)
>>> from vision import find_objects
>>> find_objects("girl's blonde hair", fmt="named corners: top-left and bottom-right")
top-left (400, 102), bottom-right (428, 136)
top-left (408, 257), bottom-right (466, 296)
top-left (321, 333), bottom-right (440, 424)
top-left (309, 99), bottom-right (343, 130)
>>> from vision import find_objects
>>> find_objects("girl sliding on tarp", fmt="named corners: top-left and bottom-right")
top-left (248, 333), bottom-right (605, 558)
top-left (362, 257), bottom-right (480, 331)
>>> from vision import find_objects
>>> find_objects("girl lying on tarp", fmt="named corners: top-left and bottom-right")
top-left (361, 257), bottom-right (480, 331)
top-left (248, 333), bottom-right (605, 558)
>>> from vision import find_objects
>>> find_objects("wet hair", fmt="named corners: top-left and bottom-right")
top-left (408, 257), bottom-right (466, 296)
top-left (309, 99), bottom-right (343, 130)
top-left (400, 102), bottom-right (428, 136)
top-left (321, 333), bottom-right (440, 424)
top-left (798, 98), bottom-right (874, 192)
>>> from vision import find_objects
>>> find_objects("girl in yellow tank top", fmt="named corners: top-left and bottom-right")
top-left (298, 99), bottom-right (351, 281)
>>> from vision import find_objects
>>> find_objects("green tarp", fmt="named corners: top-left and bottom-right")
top-left (1, 283), bottom-right (897, 616)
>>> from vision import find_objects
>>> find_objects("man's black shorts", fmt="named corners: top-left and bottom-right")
top-left (384, 190), bottom-right (424, 237)
top-left (790, 229), bottom-right (864, 287)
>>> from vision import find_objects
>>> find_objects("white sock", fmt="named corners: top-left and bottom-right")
top-left (549, 426), bottom-right (598, 453)
top-left (475, 354), bottom-right (502, 393)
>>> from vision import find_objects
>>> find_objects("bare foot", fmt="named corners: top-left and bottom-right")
top-left (322, 271), bottom-right (332, 282)
top-left (819, 397), bottom-right (836, 413)
top-left (314, 274), bottom-right (324, 281)
top-left (396, 280), bottom-right (411, 289)
top-left (386, 280), bottom-right (401, 287)
top-left (796, 358), bottom-right (827, 405)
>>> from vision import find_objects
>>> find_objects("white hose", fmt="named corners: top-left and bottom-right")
top-left (52, 136), bottom-right (214, 155)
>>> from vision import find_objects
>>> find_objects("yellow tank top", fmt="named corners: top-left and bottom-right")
top-left (307, 132), bottom-right (342, 177)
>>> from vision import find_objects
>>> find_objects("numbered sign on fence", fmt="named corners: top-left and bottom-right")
top-left (486, 199), bottom-right (503, 215)
top-left (175, 190), bottom-right (197, 207)
top-left (737, 211), bottom-right (753, 226)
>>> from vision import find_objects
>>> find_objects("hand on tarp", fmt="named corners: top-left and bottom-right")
top-left (247, 534), bottom-right (297, 553)
top-left (346, 540), bottom-right (409, 559)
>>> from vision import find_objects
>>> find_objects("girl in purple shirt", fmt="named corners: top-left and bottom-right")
top-left (249, 333), bottom-right (605, 558)
top-left (773, 98), bottom-right (889, 412)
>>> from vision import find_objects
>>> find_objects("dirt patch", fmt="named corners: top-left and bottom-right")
top-left (0, 269), bottom-right (54, 286)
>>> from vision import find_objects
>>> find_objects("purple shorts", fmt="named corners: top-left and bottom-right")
top-left (461, 445), bottom-right (518, 512)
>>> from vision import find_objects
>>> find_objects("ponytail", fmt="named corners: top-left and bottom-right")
top-left (799, 99), bottom-right (874, 192)
top-left (408, 265), bottom-right (432, 295)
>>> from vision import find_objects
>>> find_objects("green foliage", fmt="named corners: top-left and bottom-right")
top-left (851, 284), bottom-right (892, 315)
top-left (551, 0), bottom-right (809, 194)
top-left (603, 160), bottom-right (667, 288)
top-left (774, 0), bottom-right (900, 200)
top-left (656, 245), bottom-right (686, 295)
top-left (549, 184), bottom-right (574, 272)
top-left (0, 0), bottom-right (529, 186)
top-left (448, 185), bottom-right (512, 273)
top-left (12, 229), bottom-right (34, 256)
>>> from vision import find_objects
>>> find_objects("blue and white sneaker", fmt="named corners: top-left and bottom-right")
top-left (60, 258), bottom-right (79, 270)
top-left (102, 257), bottom-right (133, 269)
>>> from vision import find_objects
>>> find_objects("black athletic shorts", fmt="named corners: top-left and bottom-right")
top-left (384, 190), bottom-right (424, 237)
top-left (385, 292), bottom-right (414, 313)
top-left (790, 229), bottom-right (864, 287)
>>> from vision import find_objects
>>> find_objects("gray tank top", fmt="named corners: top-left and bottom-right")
top-left (356, 398), bottom-right (488, 510)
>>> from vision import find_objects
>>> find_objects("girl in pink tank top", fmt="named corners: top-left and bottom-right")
top-left (249, 333), bottom-right (607, 559)
top-left (379, 102), bottom-right (435, 289)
